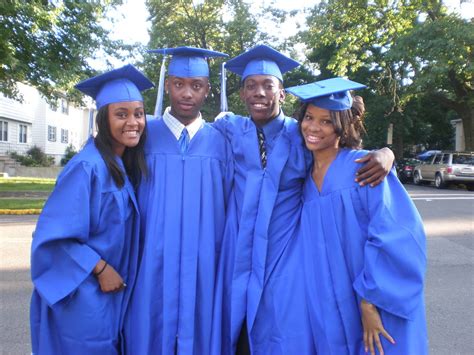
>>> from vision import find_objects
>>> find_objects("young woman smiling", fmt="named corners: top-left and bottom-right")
top-left (30, 65), bottom-right (153, 355)
top-left (287, 78), bottom-right (428, 355)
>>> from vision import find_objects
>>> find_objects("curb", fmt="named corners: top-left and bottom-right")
top-left (0, 209), bottom-right (41, 215)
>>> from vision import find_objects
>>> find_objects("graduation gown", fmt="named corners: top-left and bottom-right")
top-left (300, 148), bottom-right (428, 354)
top-left (213, 113), bottom-right (315, 354)
top-left (124, 119), bottom-right (233, 355)
top-left (30, 139), bottom-right (140, 355)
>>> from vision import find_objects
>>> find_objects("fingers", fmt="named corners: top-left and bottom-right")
top-left (363, 330), bottom-right (368, 353)
top-left (356, 167), bottom-right (384, 186)
top-left (381, 328), bottom-right (395, 344)
top-left (355, 154), bottom-right (370, 163)
top-left (368, 332), bottom-right (375, 355)
top-left (374, 332), bottom-right (384, 355)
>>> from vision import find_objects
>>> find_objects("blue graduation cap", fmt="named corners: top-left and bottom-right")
top-left (286, 77), bottom-right (367, 111)
top-left (75, 64), bottom-right (154, 109)
top-left (225, 44), bottom-right (301, 82)
top-left (148, 46), bottom-right (228, 78)
top-left (148, 46), bottom-right (228, 116)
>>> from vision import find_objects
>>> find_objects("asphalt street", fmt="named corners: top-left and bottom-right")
top-left (0, 184), bottom-right (473, 354)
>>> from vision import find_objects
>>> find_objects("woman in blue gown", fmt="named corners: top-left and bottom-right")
top-left (30, 65), bottom-right (153, 355)
top-left (286, 78), bottom-right (428, 355)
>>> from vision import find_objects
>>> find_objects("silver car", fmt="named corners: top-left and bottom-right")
top-left (413, 151), bottom-right (474, 190)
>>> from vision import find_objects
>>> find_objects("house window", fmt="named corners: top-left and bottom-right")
top-left (0, 120), bottom-right (7, 141)
top-left (61, 98), bottom-right (69, 115)
top-left (48, 125), bottom-right (57, 142)
top-left (19, 124), bottom-right (27, 143)
top-left (61, 129), bottom-right (68, 143)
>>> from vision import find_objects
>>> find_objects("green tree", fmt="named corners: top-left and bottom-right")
top-left (389, 13), bottom-right (473, 150)
top-left (0, 0), bottom-right (128, 104)
top-left (143, 0), bottom-right (291, 119)
top-left (298, 0), bottom-right (469, 155)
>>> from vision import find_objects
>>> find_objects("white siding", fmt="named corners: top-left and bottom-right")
top-left (0, 82), bottom-right (93, 163)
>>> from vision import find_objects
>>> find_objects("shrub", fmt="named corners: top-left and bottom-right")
top-left (10, 146), bottom-right (54, 167)
top-left (60, 144), bottom-right (77, 166)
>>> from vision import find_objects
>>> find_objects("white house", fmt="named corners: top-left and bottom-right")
top-left (0, 82), bottom-right (94, 164)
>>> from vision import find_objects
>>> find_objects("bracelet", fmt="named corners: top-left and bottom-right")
top-left (94, 261), bottom-right (108, 276)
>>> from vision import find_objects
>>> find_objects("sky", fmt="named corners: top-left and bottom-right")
top-left (102, 0), bottom-right (474, 67)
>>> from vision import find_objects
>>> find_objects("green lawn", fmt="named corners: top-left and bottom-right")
top-left (0, 199), bottom-right (46, 210)
top-left (0, 177), bottom-right (55, 192)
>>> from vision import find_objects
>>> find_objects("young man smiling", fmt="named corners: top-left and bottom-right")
top-left (214, 44), bottom-right (394, 354)
top-left (124, 47), bottom-right (234, 355)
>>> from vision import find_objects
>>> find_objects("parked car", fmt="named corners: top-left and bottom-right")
top-left (396, 158), bottom-right (423, 183)
top-left (416, 150), bottom-right (441, 161)
top-left (413, 151), bottom-right (474, 190)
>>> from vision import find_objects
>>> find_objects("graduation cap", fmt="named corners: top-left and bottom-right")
top-left (225, 44), bottom-right (301, 82)
top-left (75, 64), bottom-right (154, 110)
top-left (148, 46), bottom-right (228, 78)
top-left (148, 46), bottom-right (229, 116)
top-left (286, 77), bottom-right (367, 111)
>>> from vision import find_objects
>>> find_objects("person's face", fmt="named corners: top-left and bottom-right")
top-left (108, 101), bottom-right (145, 156)
top-left (240, 75), bottom-right (285, 126)
top-left (300, 104), bottom-right (339, 154)
top-left (166, 76), bottom-right (210, 124)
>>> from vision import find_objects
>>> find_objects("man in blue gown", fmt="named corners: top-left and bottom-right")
top-left (124, 47), bottom-right (234, 355)
top-left (213, 45), bottom-right (395, 354)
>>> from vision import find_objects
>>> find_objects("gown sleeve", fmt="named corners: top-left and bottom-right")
top-left (31, 161), bottom-right (101, 306)
top-left (352, 170), bottom-right (427, 320)
top-left (211, 112), bottom-right (236, 142)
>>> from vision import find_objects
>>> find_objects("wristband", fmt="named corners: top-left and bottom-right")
top-left (94, 261), bottom-right (108, 276)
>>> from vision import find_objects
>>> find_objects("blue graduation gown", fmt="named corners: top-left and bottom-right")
top-left (30, 139), bottom-right (140, 355)
top-left (300, 148), bottom-right (428, 354)
top-left (124, 119), bottom-right (233, 355)
top-left (213, 113), bottom-right (316, 354)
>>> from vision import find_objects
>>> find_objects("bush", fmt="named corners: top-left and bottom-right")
top-left (10, 146), bottom-right (55, 167)
top-left (60, 144), bottom-right (77, 166)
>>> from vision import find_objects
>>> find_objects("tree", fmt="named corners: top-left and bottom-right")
top-left (298, 0), bottom-right (469, 155)
top-left (389, 14), bottom-right (474, 150)
top-left (0, 0), bottom-right (128, 104)
top-left (143, 0), bottom-right (291, 119)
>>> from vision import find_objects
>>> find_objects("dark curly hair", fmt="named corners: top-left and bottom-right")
top-left (94, 105), bottom-right (147, 188)
top-left (297, 95), bottom-right (366, 149)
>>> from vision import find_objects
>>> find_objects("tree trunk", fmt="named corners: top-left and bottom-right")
top-left (461, 108), bottom-right (473, 151)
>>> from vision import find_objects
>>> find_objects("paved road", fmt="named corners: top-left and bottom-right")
top-left (0, 184), bottom-right (473, 354)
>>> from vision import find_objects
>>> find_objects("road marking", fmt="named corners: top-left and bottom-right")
top-left (411, 197), bottom-right (474, 200)
top-left (409, 193), bottom-right (473, 196)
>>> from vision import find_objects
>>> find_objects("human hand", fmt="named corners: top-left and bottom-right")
top-left (93, 260), bottom-right (126, 293)
top-left (355, 147), bottom-right (394, 187)
top-left (360, 299), bottom-right (395, 355)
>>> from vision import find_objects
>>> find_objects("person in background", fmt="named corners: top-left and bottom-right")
top-left (124, 47), bottom-right (234, 355)
top-left (213, 44), bottom-right (395, 354)
top-left (287, 77), bottom-right (428, 355)
top-left (30, 64), bottom-right (153, 354)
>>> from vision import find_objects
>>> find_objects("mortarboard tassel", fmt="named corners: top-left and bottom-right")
top-left (154, 55), bottom-right (167, 117)
top-left (220, 62), bottom-right (228, 112)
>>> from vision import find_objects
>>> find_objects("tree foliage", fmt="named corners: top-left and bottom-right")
top-left (0, 0), bottom-right (128, 104)
top-left (299, 0), bottom-right (473, 153)
top-left (389, 13), bottom-right (474, 150)
top-left (143, 0), bottom-right (293, 119)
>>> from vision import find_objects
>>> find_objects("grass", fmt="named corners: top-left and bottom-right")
top-left (0, 199), bottom-right (46, 210)
top-left (0, 177), bottom-right (55, 192)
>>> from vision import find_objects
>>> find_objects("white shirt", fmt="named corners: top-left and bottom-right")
top-left (162, 107), bottom-right (204, 141)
